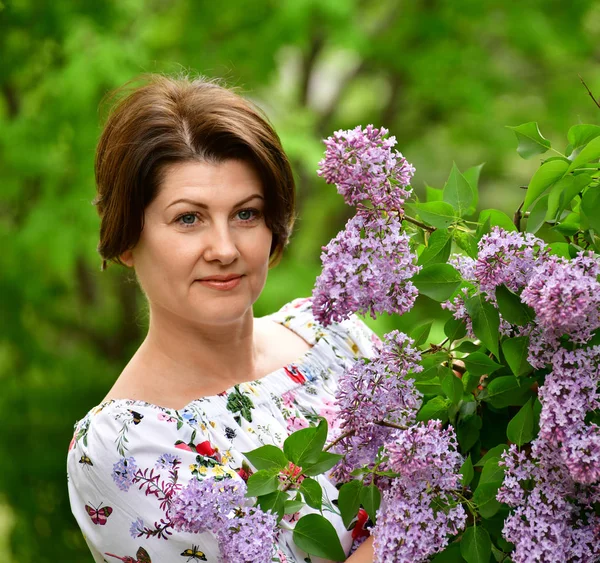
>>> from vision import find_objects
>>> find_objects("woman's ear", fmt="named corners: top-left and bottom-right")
top-left (120, 249), bottom-right (134, 268)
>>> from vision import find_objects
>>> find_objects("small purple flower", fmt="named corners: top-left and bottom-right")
top-left (318, 125), bottom-right (415, 209)
top-left (169, 477), bottom-right (276, 563)
top-left (155, 452), bottom-right (181, 470)
top-left (112, 457), bottom-right (138, 492)
top-left (312, 211), bottom-right (420, 326)
top-left (385, 420), bottom-right (463, 489)
top-left (475, 227), bottom-right (547, 295)
top-left (169, 477), bottom-right (246, 534)
top-left (522, 252), bottom-right (600, 345)
top-left (129, 517), bottom-right (145, 538)
top-left (218, 507), bottom-right (277, 563)
top-left (332, 331), bottom-right (423, 481)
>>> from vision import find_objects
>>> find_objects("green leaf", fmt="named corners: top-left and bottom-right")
top-left (478, 209), bottom-right (516, 233)
top-left (283, 418), bottom-right (328, 466)
top-left (293, 514), bottom-right (346, 561)
top-left (426, 185), bottom-right (444, 202)
top-left (410, 321), bottom-right (434, 347)
top-left (462, 371), bottom-right (480, 394)
top-left (507, 398), bottom-right (535, 446)
top-left (460, 455), bottom-right (474, 486)
top-left (568, 135), bottom-right (600, 172)
top-left (243, 444), bottom-right (288, 471)
top-left (409, 201), bottom-right (457, 228)
top-left (502, 336), bottom-right (533, 377)
top-left (475, 444), bottom-right (509, 467)
top-left (495, 285), bottom-right (534, 326)
top-left (246, 469), bottom-right (281, 497)
top-left (465, 295), bottom-right (500, 357)
top-left (485, 376), bottom-right (532, 408)
top-left (546, 173), bottom-right (592, 222)
top-left (523, 159), bottom-right (569, 212)
top-left (473, 483), bottom-right (503, 518)
top-left (417, 396), bottom-right (451, 423)
top-left (457, 415), bottom-right (482, 452)
top-left (360, 484), bottom-right (381, 523)
top-left (463, 352), bottom-right (503, 377)
top-left (548, 242), bottom-right (571, 258)
top-left (299, 477), bottom-right (322, 510)
top-left (480, 457), bottom-right (505, 486)
top-left (443, 162), bottom-right (475, 217)
top-left (454, 341), bottom-right (480, 354)
top-left (453, 231), bottom-right (479, 258)
top-left (526, 194), bottom-right (549, 234)
top-left (415, 377), bottom-right (443, 395)
top-left (419, 229), bottom-right (453, 266)
top-left (552, 212), bottom-right (581, 236)
top-left (412, 264), bottom-right (462, 301)
top-left (432, 543), bottom-right (464, 562)
top-left (567, 124), bottom-right (600, 155)
top-left (445, 316), bottom-right (467, 343)
top-left (461, 525), bottom-right (492, 563)
top-left (303, 451), bottom-right (343, 476)
top-left (257, 490), bottom-right (287, 520)
top-left (581, 187), bottom-right (600, 233)
top-left (441, 368), bottom-right (464, 405)
top-left (507, 122), bottom-right (551, 159)
top-left (284, 500), bottom-right (304, 516)
top-left (463, 163), bottom-right (484, 215)
top-left (338, 480), bottom-right (362, 528)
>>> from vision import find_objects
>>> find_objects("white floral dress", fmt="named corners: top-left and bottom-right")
top-left (67, 298), bottom-right (380, 563)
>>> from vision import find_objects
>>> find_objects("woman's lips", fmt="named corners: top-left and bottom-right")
top-left (197, 275), bottom-right (243, 291)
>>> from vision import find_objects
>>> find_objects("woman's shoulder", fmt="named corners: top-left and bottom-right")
top-left (270, 297), bottom-right (381, 359)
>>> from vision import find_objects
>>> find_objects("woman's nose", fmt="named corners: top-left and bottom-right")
top-left (202, 224), bottom-right (240, 265)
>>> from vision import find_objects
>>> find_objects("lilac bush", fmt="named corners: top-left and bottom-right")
top-left (306, 122), bottom-right (600, 562)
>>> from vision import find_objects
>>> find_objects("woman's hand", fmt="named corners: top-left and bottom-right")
top-left (345, 536), bottom-right (374, 562)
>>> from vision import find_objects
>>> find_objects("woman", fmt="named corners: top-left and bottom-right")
top-left (67, 74), bottom-right (376, 562)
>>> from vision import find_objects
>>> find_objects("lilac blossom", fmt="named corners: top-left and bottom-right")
top-left (318, 125), bottom-right (415, 209)
top-left (332, 331), bottom-right (423, 482)
top-left (536, 347), bottom-right (600, 447)
top-left (475, 227), bottom-right (547, 295)
top-left (168, 477), bottom-right (246, 534)
top-left (219, 508), bottom-right (277, 563)
top-left (169, 477), bottom-right (276, 563)
top-left (522, 252), bottom-right (600, 345)
top-left (498, 441), bottom-right (600, 562)
top-left (312, 211), bottom-right (420, 325)
top-left (373, 422), bottom-right (467, 562)
top-left (112, 456), bottom-right (138, 492)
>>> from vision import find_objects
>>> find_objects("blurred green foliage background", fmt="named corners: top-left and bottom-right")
top-left (1, 0), bottom-right (600, 560)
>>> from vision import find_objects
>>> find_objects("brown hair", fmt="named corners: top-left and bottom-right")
top-left (94, 74), bottom-right (296, 270)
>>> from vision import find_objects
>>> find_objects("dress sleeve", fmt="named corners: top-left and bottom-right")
top-left (67, 401), bottom-right (240, 563)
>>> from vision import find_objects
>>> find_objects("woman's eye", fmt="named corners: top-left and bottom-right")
top-left (177, 213), bottom-right (198, 227)
top-left (237, 209), bottom-right (259, 222)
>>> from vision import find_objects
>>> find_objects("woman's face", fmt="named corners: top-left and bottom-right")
top-left (121, 159), bottom-right (273, 328)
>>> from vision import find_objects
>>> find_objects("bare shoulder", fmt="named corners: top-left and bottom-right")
top-left (254, 316), bottom-right (312, 373)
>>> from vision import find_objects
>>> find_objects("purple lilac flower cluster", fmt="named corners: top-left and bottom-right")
top-left (446, 227), bottom-right (600, 560)
top-left (317, 125), bottom-right (414, 209)
top-left (373, 421), bottom-right (467, 563)
top-left (313, 212), bottom-right (420, 325)
top-left (168, 477), bottom-right (277, 563)
top-left (312, 126), bottom-right (419, 326)
top-left (498, 441), bottom-right (600, 562)
top-left (331, 330), bottom-right (423, 483)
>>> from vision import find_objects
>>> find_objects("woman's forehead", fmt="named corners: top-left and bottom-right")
top-left (156, 160), bottom-right (264, 208)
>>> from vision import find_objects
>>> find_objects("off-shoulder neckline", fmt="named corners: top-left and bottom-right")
top-left (89, 300), bottom-right (327, 414)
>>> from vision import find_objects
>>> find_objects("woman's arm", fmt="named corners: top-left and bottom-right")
top-left (346, 536), bottom-right (374, 562)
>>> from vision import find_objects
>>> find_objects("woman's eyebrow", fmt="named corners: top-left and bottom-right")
top-left (165, 194), bottom-right (264, 210)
